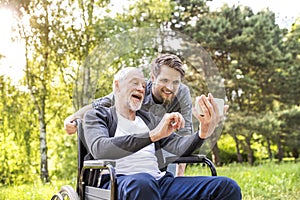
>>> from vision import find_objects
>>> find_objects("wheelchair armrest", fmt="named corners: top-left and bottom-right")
top-left (166, 154), bottom-right (207, 164)
top-left (166, 154), bottom-right (217, 176)
top-left (83, 159), bottom-right (116, 168)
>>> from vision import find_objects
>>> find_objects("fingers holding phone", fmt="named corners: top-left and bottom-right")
top-left (195, 95), bottom-right (224, 117)
top-left (193, 94), bottom-right (227, 139)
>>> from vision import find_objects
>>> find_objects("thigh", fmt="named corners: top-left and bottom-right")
top-left (103, 173), bottom-right (161, 200)
top-left (159, 172), bottom-right (241, 200)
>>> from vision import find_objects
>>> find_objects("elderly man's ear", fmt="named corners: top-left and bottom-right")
top-left (114, 80), bottom-right (120, 92)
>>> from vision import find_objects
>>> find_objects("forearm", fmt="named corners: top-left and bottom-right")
top-left (84, 109), bottom-right (153, 159)
top-left (181, 132), bottom-right (204, 156)
top-left (90, 133), bottom-right (152, 159)
top-left (71, 104), bottom-right (93, 120)
top-left (176, 125), bottom-right (193, 137)
top-left (64, 104), bottom-right (94, 134)
top-left (162, 132), bottom-right (204, 156)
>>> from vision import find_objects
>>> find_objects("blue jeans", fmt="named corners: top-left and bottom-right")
top-left (102, 172), bottom-right (242, 200)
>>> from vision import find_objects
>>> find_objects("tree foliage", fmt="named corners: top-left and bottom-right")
top-left (170, 1), bottom-right (300, 164)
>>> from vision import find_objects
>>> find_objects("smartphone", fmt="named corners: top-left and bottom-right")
top-left (195, 97), bottom-right (224, 116)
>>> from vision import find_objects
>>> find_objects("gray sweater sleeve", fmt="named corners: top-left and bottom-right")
top-left (83, 108), bottom-right (152, 159)
top-left (92, 93), bottom-right (114, 109)
top-left (160, 132), bottom-right (204, 156)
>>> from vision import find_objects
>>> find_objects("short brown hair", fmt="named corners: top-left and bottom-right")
top-left (151, 54), bottom-right (185, 79)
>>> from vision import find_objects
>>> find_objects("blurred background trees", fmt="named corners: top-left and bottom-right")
top-left (0, 0), bottom-right (299, 185)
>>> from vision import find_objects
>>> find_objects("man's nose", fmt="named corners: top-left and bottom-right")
top-left (136, 84), bottom-right (145, 91)
top-left (165, 82), bottom-right (174, 91)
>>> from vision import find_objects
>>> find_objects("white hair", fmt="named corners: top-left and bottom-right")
top-left (112, 67), bottom-right (142, 92)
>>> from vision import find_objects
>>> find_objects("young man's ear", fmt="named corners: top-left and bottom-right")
top-left (150, 72), bottom-right (155, 82)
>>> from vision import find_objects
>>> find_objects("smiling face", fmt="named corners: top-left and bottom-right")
top-left (151, 65), bottom-right (181, 105)
top-left (125, 74), bottom-right (146, 111)
top-left (150, 54), bottom-right (185, 106)
top-left (114, 68), bottom-right (146, 115)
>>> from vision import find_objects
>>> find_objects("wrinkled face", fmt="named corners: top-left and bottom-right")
top-left (117, 70), bottom-right (146, 112)
top-left (151, 65), bottom-right (181, 105)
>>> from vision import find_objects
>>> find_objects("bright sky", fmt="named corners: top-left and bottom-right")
top-left (0, 8), bottom-right (25, 84)
top-left (0, 0), bottom-right (299, 84)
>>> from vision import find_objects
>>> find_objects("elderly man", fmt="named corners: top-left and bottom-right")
top-left (83, 67), bottom-right (241, 200)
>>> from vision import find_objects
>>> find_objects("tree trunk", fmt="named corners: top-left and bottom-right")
top-left (266, 137), bottom-right (273, 161)
top-left (292, 147), bottom-right (299, 160)
top-left (233, 134), bottom-right (243, 163)
top-left (211, 143), bottom-right (221, 166)
top-left (245, 136), bottom-right (254, 165)
top-left (83, 66), bottom-right (91, 105)
top-left (277, 135), bottom-right (284, 162)
top-left (39, 109), bottom-right (49, 182)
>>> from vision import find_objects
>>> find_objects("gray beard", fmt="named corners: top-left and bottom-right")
top-left (129, 101), bottom-right (142, 111)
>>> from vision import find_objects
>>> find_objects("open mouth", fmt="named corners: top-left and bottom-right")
top-left (132, 93), bottom-right (143, 101)
top-left (162, 89), bottom-right (173, 96)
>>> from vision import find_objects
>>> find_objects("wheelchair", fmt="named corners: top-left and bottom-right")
top-left (51, 119), bottom-right (217, 200)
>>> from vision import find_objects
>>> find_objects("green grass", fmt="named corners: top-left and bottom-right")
top-left (187, 161), bottom-right (300, 200)
top-left (0, 162), bottom-right (299, 199)
top-left (0, 179), bottom-right (76, 200)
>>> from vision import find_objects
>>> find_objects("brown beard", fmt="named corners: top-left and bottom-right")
top-left (161, 95), bottom-right (174, 106)
top-left (152, 86), bottom-right (175, 106)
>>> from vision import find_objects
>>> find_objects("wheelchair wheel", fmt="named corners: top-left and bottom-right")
top-left (52, 185), bottom-right (79, 200)
top-left (51, 193), bottom-right (64, 200)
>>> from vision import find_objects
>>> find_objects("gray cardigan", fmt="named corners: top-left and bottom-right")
top-left (83, 106), bottom-right (203, 170)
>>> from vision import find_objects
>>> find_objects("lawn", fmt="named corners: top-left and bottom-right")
top-left (0, 161), bottom-right (299, 199)
top-left (187, 161), bottom-right (300, 200)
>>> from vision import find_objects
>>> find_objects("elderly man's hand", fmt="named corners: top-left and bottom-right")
top-left (193, 93), bottom-right (225, 139)
top-left (64, 115), bottom-right (78, 135)
top-left (149, 112), bottom-right (185, 142)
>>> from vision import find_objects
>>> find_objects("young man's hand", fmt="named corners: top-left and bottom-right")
top-left (64, 115), bottom-right (78, 135)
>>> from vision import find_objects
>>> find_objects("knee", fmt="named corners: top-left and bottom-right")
top-left (227, 178), bottom-right (241, 196)
top-left (128, 173), bottom-right (156, 188)
top-left (121, 173), bottom-right (160, 199)
top-left (218, 177), bottom-right (242, 200)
